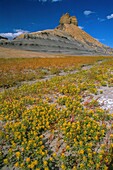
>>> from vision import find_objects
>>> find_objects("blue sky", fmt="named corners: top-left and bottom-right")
top-left (0, 0), bottom-right (113, 47)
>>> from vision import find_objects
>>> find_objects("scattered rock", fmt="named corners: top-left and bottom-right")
top-left (97, 86), bottom-right (113, 113)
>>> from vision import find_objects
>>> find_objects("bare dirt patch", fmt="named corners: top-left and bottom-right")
top-left (97, 86), bottom-right (113, 113)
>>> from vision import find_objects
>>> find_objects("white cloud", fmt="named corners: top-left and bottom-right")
top-left (97, 18), bottom-right (106, 22)
top-left (94, 38), bottom-right (105, 42)
top-left (28, 0), bottom-right (62, 2)
top-left (39, 0), bottom-right (47, 2)
top-left (83, 10), bottom-right (94, 16)
top-left (38, 0), bottom-right (62, 2)
top-left (107, 14), bottom-right (113, 19)
top-left (0, 29), bottom-right (29, 40)
top-left (52, 0), bottom-right (62, 2)
top-left (78, 26), bottom-right (84, 30)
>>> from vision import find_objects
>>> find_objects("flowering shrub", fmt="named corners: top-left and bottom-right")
top-left (1, 56), bottom-right (113, 169)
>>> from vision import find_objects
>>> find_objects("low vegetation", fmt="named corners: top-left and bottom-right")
top-left (0, 56), bottom-right (108, 88)
top-left (1, 56), bottom-right (113, 170)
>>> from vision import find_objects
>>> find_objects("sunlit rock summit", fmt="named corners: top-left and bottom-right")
top-left (0, 13), bottom-right (113, 55)
top-left (59, 13), bottom-right (78, 26)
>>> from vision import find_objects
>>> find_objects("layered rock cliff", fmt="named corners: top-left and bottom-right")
top-left (0, 13), bottom-right (113, 55)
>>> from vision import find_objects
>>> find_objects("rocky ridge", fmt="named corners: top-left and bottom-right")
top-left (0, 13), bottom-right (113, 55)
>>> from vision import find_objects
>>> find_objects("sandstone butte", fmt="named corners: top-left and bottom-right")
top-left (16, 13), bottom-right (104, 48)
top-left (1, 13), bottom-right (113, 55)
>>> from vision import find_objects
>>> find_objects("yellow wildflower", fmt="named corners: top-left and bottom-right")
top-left (52, 152), bottom-right (57, 157)
top-left (3, 158), bottom-right (8, 165)
top-left (15, 151), bottom-right (21, 158)
top-left (44, 167), bottom-right (49, 170)
top-left (73, 166), bottom-right (77, 170)
top-left (14, 162), bottom-right (19, 167)
top-left (49, 157), bottom-right (53, 161)
top-left (96, 163), bottom-right (100, 169)
top-left (34, 160), bottom-right (38, 165)
top-left (61, 164), bottom-right (66, 170)
top-left (43, 160), bottom-right (48, 166)
top-left (80, 163), bottom-right (84, 168)
top-left (26, 157), bottom-right (30, 162)
top-left (79, 149), bottom-right (84, 154)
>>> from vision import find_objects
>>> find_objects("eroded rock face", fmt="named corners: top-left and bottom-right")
top-left (70, 16), bottom-right (78, 25)
top-left (60, 13), bottom-right (70, 25)
top-left (59, 13), bottom-right (78, 26)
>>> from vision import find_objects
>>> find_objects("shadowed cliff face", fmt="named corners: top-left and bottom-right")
top-left (0, 36), bottom-right (8, 40)
top-left (0, 13), bottom-right (113, 55)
